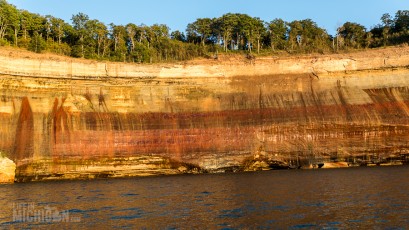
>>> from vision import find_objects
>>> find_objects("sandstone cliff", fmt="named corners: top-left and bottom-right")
top-left (1, 47), bottom-right (409, 181)
top-left (0, 154), bottom-right (16, 183)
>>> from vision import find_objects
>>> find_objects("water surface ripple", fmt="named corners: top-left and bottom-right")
top-left (1, 166), bottom-right (409, 229)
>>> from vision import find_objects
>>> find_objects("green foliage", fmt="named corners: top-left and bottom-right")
top-left (0, 0), bottom-right (408, 62)
top-left (0, 0), bottom-right (19, 40)
top-left (338, 22), bottom-right (366, 49)
top-left (394, 10), bottom-right (409, 32)
top-left (187, 18), bottom-right (213, 46)
top-left (130, 43), bottom-right (151, 63)
top-left (17, 37), bottom-right (30, 48)
top-left (0, 38), bottom-right (9, 46)
top-left (28, 31), bottom-right (46, 53)
top-left (286, 19), bottom-right (330, 53)
top-left (71, 12), bottom-right (89, 57)
top-left (268, 18), bottom-right (287, 51)
top-left (214, 13), bottom-right (238, 51)
top-left (46, 40), bottom-right (71, 56)
top-left (171, 30), bottom-right (186, 42)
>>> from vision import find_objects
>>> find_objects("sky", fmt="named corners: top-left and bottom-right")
top-left (7, 0), bottom-right (409, 36)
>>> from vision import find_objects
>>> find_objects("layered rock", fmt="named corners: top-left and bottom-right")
top-left (1, 47), bottom-right (409, 181)
top-left (0, 155), bottom-right (16, 183)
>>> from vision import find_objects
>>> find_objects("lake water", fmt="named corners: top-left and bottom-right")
top-left (1, 166), bottom-right (409, 229)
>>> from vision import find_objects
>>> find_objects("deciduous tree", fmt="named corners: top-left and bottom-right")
top-left (71, 12), bottom-right (89, 57)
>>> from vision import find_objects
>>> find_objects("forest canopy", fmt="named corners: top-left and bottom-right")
top-left (0, 0), bottom-right (408, 63)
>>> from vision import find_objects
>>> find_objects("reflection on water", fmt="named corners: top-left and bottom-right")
top-left (1, 166), bottom-right (409, 229)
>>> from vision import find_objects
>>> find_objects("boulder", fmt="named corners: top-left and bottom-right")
top-left (0, 157), bottom-right (16, 184)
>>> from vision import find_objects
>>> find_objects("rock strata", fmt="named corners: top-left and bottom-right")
top-left (1, 47), bottom-right (409, 181)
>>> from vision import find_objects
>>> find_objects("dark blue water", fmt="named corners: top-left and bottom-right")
top-left (1, 166), bottom-right (409, 229)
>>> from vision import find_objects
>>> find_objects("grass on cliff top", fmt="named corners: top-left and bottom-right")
top-left (1, 44), bottom-right (408, 66)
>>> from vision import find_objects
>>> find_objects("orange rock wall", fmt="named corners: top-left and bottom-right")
top-left (1, 48), bottom-right (409, 180)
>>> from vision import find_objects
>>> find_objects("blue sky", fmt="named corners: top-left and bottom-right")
top-left (7, 0), bottom-right (409, 36)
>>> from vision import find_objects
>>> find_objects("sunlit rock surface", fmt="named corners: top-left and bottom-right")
top-left (0, 155), bottom-right (16, 183)
top-left (1, 47), bottom-right (409, 181)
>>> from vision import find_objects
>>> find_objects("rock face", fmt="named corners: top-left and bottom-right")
top-left (0, 156), bottom-right (16, 183)
top-left (1, 47), bottom-right (409, 181)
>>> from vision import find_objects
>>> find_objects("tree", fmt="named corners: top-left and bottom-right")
top-left (187, 18), bottom-right (213, 46)
top-left (94, 21), bottom-right (108, 57)
top-left (126, 23), bottom-right (137, 52)
top-left (394, 10), bottom-right (409, 33)
top-left (28, 31), bottom-right (46, 53)
top-left (338, 22), bottom-right (366, 49)
top-left (303, 19), bottom-right (329, 52)
top-left (44, 15), bottom-right (52, 41)
top-left (109, 23), bottom-right (127, 61)
top-left (83, 19), bottom-right (108, 58)
top-left (0, 0), bottom-right (19, 42)
top-left (170, 30), bottom-right (186, 42)
top-left (7, 3), bottom-right (20, 46)
top-left (288, 20), bottom-right (302, 50)
top-left (268, 18), bottom-right (287, 51)
top-left (381, 13), bottom-right (393, 28)
top-left (0, 0), bottom-right (8, 39)
top-left (71, 12), bottom-right (89, 57)
top-left (251, 17), bottom-right (266, 54)
top-left (151, 24), bottom-right (170, 61)
top-left (28, 13), bottom-right (46, 35)
top-left (20, 10), bottom-right (32, 40)
top-left (151, 24), bottom-right (169, 41)
top-left (380, 13), bottom-right (393, 46)
top-left (220, 13), bottom-right (252, 51)
top-left (215, 13), bottom-right (238, 51)
top-left (50, 16), bottom-right (65, 45)
top-left (287, 19), bottom-right (330, 53)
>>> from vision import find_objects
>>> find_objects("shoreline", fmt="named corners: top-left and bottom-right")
top-left (3, 156), bottom-right (407, 183)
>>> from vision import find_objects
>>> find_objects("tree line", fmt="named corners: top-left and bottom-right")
top-left (0, 0), bottom-right (408, 63)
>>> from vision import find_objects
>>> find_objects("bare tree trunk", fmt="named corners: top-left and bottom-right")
top-left (58, 27), bottom-right (62, 45)
top-left (0, 23), bottom-right (6, 39)
top-left (248, 36), bottom-right (252, 53)
top-left (114, 36), bottom-right (118, 51)
top-left (130, 37), bottom-right (135, 52)
top-left (14, 28), bottom-right (18, 46)
top-left (223, 35), bottom-right (227, 52)
top-left (97, 39), bottom-right (100, 57)
top-left (102, 40), bottom-right (107, 57)
top-left (271, 37), bottom-right (275, 51)
top-left (257, 38), bottom-right (260, 54)
top-left (80, 34), bottom-right (85, 58)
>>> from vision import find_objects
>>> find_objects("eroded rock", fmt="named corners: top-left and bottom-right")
top-left (0, 156), bottom-right (16, 183)
top-left (1, 47), bottom-right (409, 181)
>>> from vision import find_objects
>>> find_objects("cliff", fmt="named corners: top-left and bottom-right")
top-left (1, 46), bottom-right (408, 78)
top-left (0, 154), bottom-right (16, 183)
top-left (1, 46), bottom-right (409, 182)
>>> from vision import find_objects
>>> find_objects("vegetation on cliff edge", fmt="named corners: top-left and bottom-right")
top-left (0, 0), bottom-right (408, 63)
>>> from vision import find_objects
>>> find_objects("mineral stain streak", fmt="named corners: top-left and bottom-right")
top-left (13, 97), bottom-right (34, 162)
top-left (1, 47), bottom-right (409, 182)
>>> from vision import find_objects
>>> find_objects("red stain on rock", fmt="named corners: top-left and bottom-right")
top-left (12, 97), bottom-right (34, 162)
top-left (7, 85), bottom-right (409, 177)
top-left (51, 98), bottom-right (72, 159)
